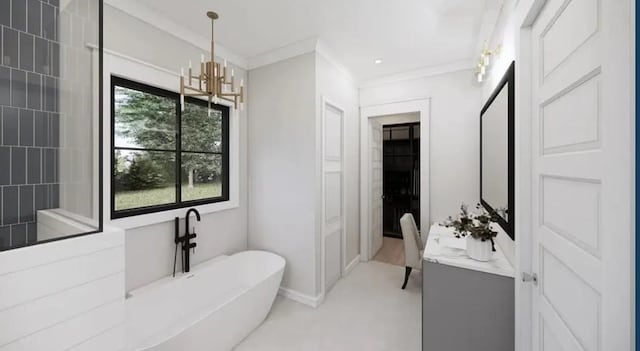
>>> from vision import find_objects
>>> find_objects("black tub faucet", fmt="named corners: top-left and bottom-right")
top-left (186, 208), bottom-right (201, 238)
top-left (173, 208), bottom-right (201, 275)
top-left (183, 208), bottom-right (200, 273)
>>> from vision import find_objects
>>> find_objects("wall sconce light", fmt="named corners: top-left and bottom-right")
top-left (475, 41), bottom-right (501, 84)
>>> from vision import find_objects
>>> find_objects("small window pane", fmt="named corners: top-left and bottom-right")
top-left (114, 150), bottom-right (176, 211)
top-left (182, 103), bottom-right (223, 153)
top-left (114, 86), bottom-right (176, 150)
top-left (181, 153), bottom-right (222, 201)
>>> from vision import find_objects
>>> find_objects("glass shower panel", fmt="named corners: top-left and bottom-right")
top-left (0, 0), bottom-right (102, 250)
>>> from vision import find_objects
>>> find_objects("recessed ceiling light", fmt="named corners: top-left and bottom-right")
top-left (374, 58), bottom-right (383, 65)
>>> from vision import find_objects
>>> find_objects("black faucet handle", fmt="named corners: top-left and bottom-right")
top-left (183, 242), bottom-right (197, 250)
top-left (187, 233), bottom-right (197, 239)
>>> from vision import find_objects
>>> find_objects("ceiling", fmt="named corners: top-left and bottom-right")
top-left (134, 0), bottom-right (494, 82)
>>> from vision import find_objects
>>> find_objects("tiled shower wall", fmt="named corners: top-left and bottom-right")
top-left (0, 0), bottom-right (60, 249)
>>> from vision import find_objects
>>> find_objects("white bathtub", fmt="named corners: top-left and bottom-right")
top-left (125, 251), bottom-right (285, 351)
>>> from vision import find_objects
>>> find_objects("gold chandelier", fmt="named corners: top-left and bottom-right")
top-left (180, 11), bottom-right (244, 112)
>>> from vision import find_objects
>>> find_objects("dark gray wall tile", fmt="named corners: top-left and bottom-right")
top-left (2, 107), bottom-right (19, 145)
top-left (49, 0), bottom-right (59, 8)
top-left (19, 32), bottom-right (34, 72)
top-left (19, 185), bottom-right (33, 222)
top-left (34, 111), bottom-right (48, 146)
top-left (0, 67), bottom-right (10, 106)
top-left (34, 37), bottom-right (49, 75)
top-left (43, 76), bottom-right (56, 112)
top-left (43, 147), bottom-right (54, 183)
top-left (12, 0), bottom-right (27, 32)
top-left (27, 0), bottom-right (41, 36)
top-left (27, 222), bottom-right (36, 243)
top-left (49, 183), bottom-right (58, 207)
top-left (0, 226), bottom-right (10, 249)
top-left (3, 186), bottom-right (19, 224)
top-left (35, 183), bottom-right (48, 210)
top-left (2, 27), bottom-right (19, 68)
top-left (27, 147), bottom-right (40, 184)
top-left (0, 1), bottom-right (10, 27)
top-left (42, 3), bottom-right (56, 41)
top-left (11, 69), bottom-right (26, 108)
top-left (11, 223), bottom-right (26, 246)
top-left (11, 147), bottom-right (25, 185)
top-left (19, 109), bottom-right (33, 146)
top-left (49, 112), bottom-right (58, 147)
top-left (27, 72), bottom-right (41, 110)
top-left (51, 41), bottom-right (59, 77)
top-left (0, 147), bottom-right (10, 185)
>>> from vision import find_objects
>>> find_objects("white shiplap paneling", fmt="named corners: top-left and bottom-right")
top-left (0, 227), bottom-right (125, 351)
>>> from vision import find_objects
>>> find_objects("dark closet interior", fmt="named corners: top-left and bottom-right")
top-left (383, 123), bottom-right (420, 238)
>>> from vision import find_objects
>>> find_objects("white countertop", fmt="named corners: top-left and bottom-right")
top-left (422, 224), bottom-right (515, 278)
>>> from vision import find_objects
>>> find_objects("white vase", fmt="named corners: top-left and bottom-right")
top-left (466, 235), bottom-right (493, 261)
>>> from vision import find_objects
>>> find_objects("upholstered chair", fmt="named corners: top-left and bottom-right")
top-left (400, 213), bottom-right (424, 289)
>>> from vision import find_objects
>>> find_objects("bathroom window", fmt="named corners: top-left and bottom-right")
top-left (111, 77), bottom-right (229, 218)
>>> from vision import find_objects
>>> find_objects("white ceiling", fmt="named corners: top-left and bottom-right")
top-left (134, 0), bottom-right (495, 82)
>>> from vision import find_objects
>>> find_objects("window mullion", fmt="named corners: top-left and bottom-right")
top-left (176, 97), bottom-right (182, 205)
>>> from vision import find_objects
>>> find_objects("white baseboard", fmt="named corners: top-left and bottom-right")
top-left (344, 255), bottom-right (360, 275)
top-left (278, 287), bottom-right (323, 308)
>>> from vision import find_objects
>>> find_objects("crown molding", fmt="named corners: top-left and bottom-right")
top-left (315, 39), bottom-right (357, 84)
top-left (359, 59), bottom-right (475, 89)
top-left (104, 0), bottom-right (248, 69)
top-left (246, 37), bottom-right (357, 85)
top-left (247, 37), bottom-right (319, 70)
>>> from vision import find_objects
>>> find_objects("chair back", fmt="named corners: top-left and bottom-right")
top-left (400, 213), bottom-right (423, 269)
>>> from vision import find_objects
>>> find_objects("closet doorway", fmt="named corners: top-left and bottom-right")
top-left (360, 99), bottom-right (429, 262)
top-left (382, 123), bottom-right (420, 239)
top-left (365, 111), bottom-right (423, 266)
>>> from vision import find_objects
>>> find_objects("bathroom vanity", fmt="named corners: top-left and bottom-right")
top-left (422, 224), bottom-right (514, 351)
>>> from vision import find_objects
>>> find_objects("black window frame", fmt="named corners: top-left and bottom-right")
top-left (110, 76), bottom-right (230, 219)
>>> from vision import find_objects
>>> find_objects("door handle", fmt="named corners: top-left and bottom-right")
top-left (521, 272), bottom-right (538, 286)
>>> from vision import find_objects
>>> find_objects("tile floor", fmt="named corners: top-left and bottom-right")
top-left (234, 260), bottom-right (421, 351)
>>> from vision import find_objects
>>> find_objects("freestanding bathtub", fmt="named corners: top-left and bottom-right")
top-left (125, 251), bottom-right (285, 351)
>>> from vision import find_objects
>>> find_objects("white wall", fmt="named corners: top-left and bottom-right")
top-left (104, 6), bottom-right (249, 292)
top-left (0, 228), bottom-right (125, 351)
top-left (247, 53), bottom-right (318, 298)
top-left (315, 53), bottom-right (360, 290)
top-left (360, 69), bottom-right (481, 223)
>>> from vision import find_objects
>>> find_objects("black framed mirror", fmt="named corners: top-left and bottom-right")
top-left (480, 61), bottom-right (515, 239)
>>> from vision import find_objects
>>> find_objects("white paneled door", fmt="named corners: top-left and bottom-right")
top-left (370, 120), bottom-right (384, 258)
top-left (529, 0), bottom-right (633, 350)
top-left (323, 101), bottom-right (344, 294)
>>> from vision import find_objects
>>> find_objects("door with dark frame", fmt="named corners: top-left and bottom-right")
top-left (382, 123), bottom-right (420, 239)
